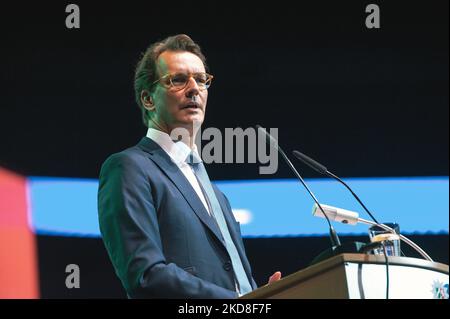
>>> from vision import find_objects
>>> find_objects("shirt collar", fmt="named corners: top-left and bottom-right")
top-left (146, 128), bottom-right (201, 166)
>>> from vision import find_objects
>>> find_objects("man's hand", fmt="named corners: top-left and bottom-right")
top-left (267, 271), bottom-right (282, 284)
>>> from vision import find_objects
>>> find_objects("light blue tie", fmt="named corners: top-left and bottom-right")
top-left (186, 152), bottom-right (252, 295)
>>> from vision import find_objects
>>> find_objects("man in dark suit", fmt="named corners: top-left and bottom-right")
top-left (98, 34), bottom-right (281, 298)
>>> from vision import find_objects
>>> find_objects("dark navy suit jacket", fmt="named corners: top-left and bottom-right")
top-left (98, 137), bottom-right (257, 298)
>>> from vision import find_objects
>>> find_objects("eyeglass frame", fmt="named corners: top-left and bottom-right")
top-left (150, 72), bottom-right (214, 91)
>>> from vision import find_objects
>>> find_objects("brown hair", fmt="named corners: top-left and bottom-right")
top-left (134, 34), bottom-right (208, 127)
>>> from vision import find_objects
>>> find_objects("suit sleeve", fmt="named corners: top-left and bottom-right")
top-left (98, 153), bottom-right (238, 298)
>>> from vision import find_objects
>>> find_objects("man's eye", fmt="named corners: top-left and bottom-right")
top-left (194, 75), bottom-right (207, 84)
top-left (171, 74), bottom-right (188, 85)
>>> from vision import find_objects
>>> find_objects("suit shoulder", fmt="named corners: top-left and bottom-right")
top-left (100, 145), bottom-right (150, 175)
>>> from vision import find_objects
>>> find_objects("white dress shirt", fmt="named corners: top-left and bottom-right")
top-left (146, 128), bottom-right (211, 216)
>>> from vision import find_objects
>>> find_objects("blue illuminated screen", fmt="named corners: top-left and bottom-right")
top-left (29, 177), bottom-right (449, 238)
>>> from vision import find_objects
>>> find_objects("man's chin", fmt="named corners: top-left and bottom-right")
top-left (180, 115), bottom-right (204, 126)
top-left (172, 117), bottom-right (204, 132)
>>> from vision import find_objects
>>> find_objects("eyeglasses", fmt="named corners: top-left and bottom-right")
top-left (151, 72), bottom-right (214, 91)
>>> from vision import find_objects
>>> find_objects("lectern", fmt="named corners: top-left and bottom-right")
top-left (241, 254), bottom-right (449, 299)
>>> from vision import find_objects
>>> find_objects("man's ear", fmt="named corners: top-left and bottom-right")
top-left (141, 90), bottom-right (156, 111)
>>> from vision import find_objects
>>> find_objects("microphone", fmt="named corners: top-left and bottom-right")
top-left (256, 125), bottom-right (341, 247)
top-left (312, 203), bottom-right (433, 261)
top-left (292, 150), bottom-right (380, 225)
top-left (312, 203), bottom-right (359, 225)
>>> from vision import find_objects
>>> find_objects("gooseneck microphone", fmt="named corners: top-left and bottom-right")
top-left (293, 150), bottom-right (435, 262)
top-left (292, 150), bottom-right (380, 225)
top-left (256, 125), bottom-right (341, 247)
top-left (312, 203), bottom-right (433, 261)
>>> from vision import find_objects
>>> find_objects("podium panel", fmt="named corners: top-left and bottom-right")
top-left (345, 261), bottom-right (448, 299)
top-left (242, 254), bottom-right (449, 299)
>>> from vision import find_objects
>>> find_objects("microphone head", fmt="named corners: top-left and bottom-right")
top-left (292, 150), bottom-right (328, 174)
top-left (312, 203), bottom-right (359, 225)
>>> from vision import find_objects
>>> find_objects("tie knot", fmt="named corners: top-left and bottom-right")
top-left (185, 151), bottom-right (202, 166)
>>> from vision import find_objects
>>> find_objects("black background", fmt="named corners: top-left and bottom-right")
top-left (1, 1), bottom-right (448, 180)
top-left (0, 1), bottom-right (448, 298)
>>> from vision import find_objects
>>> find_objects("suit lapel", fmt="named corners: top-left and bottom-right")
top-left (137, 137), bottom-right (225, 246)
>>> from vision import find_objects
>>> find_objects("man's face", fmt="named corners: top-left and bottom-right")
top-left (151, 50), bottom-right (208, 133)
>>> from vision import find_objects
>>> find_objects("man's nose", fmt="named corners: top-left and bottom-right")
top-left (185, 77), bottom-right (200, 98)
